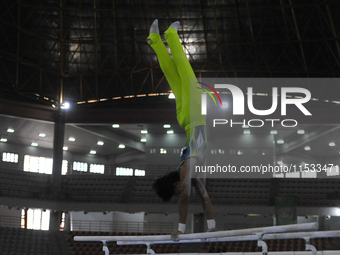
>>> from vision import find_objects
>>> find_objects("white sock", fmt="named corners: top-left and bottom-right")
top-left (148, 19), bottom-right (159, 44)
top-left (170, 21), bottom-right (180, 31)
top-left (149, 19), bottom-right (159, 34)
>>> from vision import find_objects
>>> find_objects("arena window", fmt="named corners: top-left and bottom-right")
top-left (285, 172), bottom-right (300, 178)
top-left (273, 173), bottom-right (284, 178)
top-left (116, 167), bottom-right (133, 176)
top-left (73, 161), bottom-right (88, 172)
top-left (62, 160), bottom-right (68, 175)
top-left (301, 170), bottom-right (317, 178)
top-left (24, 155), bottom-right (52, 174)
top-left (135, 169), bottom-right (145, 176)
top-left (24, 155), bottom-right (68, 175)
top-left (2, 152), bottom-right (19, 163)
top-left (89, 163), bottom-right (105, 174)
top-left (60, 211), bottom-right (66, 231)
top-left (21, 208), bottom-right (50, 231)
top-left (327, 165), bottom-right (340, 176)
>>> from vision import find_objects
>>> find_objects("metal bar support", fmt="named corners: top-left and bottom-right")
top-left (146, 243), bottom-right (155, 255)
top-left (304, 237), bottom-right (317, 255)
top-left (102, 241), bottom-right (109, 255)
top-left (255, 232), bottom-right (268, 255)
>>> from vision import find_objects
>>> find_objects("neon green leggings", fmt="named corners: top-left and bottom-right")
top-left (147, 27), bottom-right (205, 132)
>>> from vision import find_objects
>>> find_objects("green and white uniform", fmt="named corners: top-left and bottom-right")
top-left (147, 27), bottom-right (207, 169)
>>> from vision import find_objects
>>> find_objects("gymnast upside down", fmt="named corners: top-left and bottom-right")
top-left (147, 19), bottom-right (216, 240)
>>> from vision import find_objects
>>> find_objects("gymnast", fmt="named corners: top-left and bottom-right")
top-left (147, 19), bottom-right (216, 241)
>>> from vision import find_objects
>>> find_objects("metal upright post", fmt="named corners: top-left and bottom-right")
top-left (102, 241), bottom-right (110, 255)
top-left (304, 237), bottom-right (317, 255)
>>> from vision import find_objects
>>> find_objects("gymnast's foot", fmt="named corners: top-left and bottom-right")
top-left (148, 19), bottom-right (159, 44)
top-left (164, 21), bottom-right (180, 39)
top-left (170, 21), bottom-right (180, 31)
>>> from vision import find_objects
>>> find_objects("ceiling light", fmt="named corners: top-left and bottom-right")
top-left (61, 102), bottom-right (70, 109)
top-left (39, 133), bottom-right (46, 137)
top-left (68, 137), bottom-right (75, 142)
top-left (168, 93), bottom-right (175, 99)
top-left (304, 146), bottom-right (311, 151)
top-left (329, 142), bottom-right (336, 147)
top-left (277, 139), bottom-right (284, 144)
top-left (63, 147), bottom-right (68, 151)
top-left (7, 128), bottom-right (14, 133)
top-left (163, 124), bottom-right (171, 128)
top-left (112, 124), bottom-right (120, 128)
top-left (270, 130), bottom-right (278, 135)
top-left (118, 144), bottom-right (125, 149)
top-left (297, 129), bottom-right (305, 134)
top-left (242, 125), bottom-right (249, 128)
top-left (141, 138), bottom-right (147, 143)
top-left (277, 161), bottom-right (283, 165)
top-left (97, 141), bottom-right (104, 146)
top-left (167, 130), bottom-right (174, 134)
top-left (0, 138), bottom-right (7, 143)
top-left (141, 130), bottom-right (148, 134)
top-left (31, 142), bottom-right (38, 147)
top-left (243, 130), bottom-right (251, 135)
top-left (90, 150), bottom-right (96, 154)
top-left (88, 99), bottom-right (98, 103)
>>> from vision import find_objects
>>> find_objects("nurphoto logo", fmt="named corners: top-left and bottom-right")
top-left (199, 83), bottom-right (312, 128)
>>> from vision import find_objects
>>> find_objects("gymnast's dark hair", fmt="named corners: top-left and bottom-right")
top-left (152, 171), bottom-right (180, 202)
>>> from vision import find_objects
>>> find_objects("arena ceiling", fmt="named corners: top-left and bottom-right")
top-left (1, 0), bottom-right (340, 106)
top-left (0, 0), bottom-right (340, 166)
